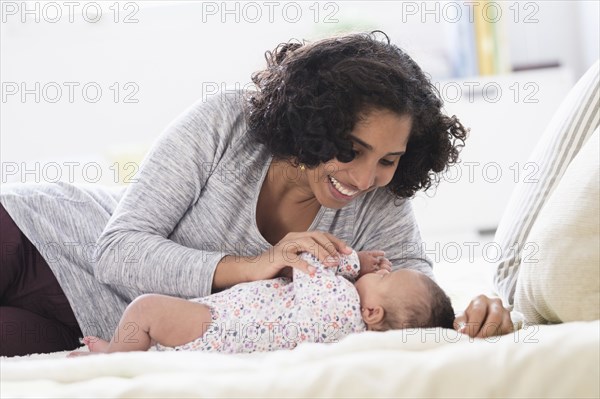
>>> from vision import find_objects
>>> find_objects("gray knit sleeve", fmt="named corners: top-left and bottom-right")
top-left (93, 94), bottom-right (245, 298)
top-left (351, 189), bottom-right (435, 280)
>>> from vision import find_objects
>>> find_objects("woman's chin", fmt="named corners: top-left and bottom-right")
top-left (318, 193), bottom-right (356, 209)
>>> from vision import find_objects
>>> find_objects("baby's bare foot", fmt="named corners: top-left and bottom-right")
top-left (82, 336), bottom-right (110, 352)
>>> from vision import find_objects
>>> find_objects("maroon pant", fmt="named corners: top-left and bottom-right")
top-left (0, 203), bottom-right (82, 356)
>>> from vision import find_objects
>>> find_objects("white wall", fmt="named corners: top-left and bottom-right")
top-left (578, 0), bottom-right (600, 71)
top-left (411, 67), bottom-right (574, 243)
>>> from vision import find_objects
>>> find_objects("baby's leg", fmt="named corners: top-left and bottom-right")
top-left (87, 294), bottom-right (213, 353)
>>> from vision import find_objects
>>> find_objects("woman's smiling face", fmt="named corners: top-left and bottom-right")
top-left (305, 108), bottom-right (412, 209)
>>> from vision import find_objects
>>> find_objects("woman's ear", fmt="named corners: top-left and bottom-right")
top-left (361, 306), bottom-right (385, 327)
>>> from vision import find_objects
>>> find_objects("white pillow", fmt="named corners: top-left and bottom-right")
top-left (494, 61), bottom-right (599, 305)
top-left (514, 128), bottom-right (599, 324)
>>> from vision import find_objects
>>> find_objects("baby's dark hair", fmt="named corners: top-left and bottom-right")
top-left (381, 273), bottom-right (455, 330)
top-left (245, 30), bottom-right (468, 199)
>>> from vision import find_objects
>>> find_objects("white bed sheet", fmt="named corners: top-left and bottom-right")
top-left (1, 258), bottom-right (598, 398)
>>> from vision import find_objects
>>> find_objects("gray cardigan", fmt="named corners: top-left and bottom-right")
top-left (0, 91), bottom-right (433, 340)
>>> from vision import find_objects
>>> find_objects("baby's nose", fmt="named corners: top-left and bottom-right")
top-left (375, 269), bottom-right (390, 275)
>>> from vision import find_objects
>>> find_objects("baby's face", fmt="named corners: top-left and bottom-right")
top-left (354, 268), bottom-right (427, 308)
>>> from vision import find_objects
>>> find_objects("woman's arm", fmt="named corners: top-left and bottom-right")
top-left (93, 93), bottom-right (245, 298)
top-left (213, 231), bottom-right (353, 292)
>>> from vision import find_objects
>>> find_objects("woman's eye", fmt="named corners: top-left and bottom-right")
top-left (351, 148), bottom-right (396, 167)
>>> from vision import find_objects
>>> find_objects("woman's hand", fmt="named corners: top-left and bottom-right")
top-left (357, 250), bottom-right (392, 279)
top-left (252, 231), bottom-right (353, 281)
top-left (454, 295), bottom-right (514, 338)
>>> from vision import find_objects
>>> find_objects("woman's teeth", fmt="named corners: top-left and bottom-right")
top-left (328, 175), bottom-right (359, 197)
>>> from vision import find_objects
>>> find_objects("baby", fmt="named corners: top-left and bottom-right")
top-left (69, 250), bottom-right (455, 356)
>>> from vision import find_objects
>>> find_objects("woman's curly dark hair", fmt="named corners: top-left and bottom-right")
top-left (245, 30), bottom-right (468, 199)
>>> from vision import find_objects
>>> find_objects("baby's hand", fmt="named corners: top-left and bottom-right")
top-left (357, 250), bottom-right (392, 279)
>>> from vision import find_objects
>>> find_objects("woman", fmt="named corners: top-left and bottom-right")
top-left (0, 31), bottom-right (513, 356)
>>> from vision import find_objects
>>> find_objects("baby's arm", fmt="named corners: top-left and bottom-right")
top-left (356, 250), bottom-right (392, 279)
top-left (334, 250), bottom-right (362, 280)
top-left (328, 249), bottom-right (392, 281)
top-left (70, 294), bottom-right (212, 355)
top-left (292, 252), bottom-right (362, 343)
top-left (293, 251), bottom-right (358, 301)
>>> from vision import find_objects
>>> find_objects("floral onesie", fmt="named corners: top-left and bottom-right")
top-left (154, 250), bottom-right (367, 353)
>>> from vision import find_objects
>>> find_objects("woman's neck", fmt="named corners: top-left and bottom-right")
top-left (265, 158), bottom-right (318, 206)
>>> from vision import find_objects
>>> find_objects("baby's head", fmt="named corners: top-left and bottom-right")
top-left (354, 269), bottom-right (455, 331)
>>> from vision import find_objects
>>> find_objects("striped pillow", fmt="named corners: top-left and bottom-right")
top-left (514, 128), bottom-right (599, 324)
top-left (493, 61), bottom-right (599, 306)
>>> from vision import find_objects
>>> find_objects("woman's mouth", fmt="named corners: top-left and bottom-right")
top-left (327, 175), bottom-right (359, 200)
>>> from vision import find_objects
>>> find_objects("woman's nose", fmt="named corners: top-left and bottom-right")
top-left (349, 167), bottom-right (376, 191)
